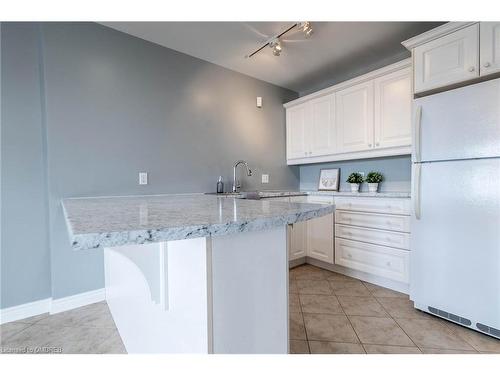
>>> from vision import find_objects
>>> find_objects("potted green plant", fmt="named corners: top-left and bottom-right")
top-left (365, 171), bottom-right (384, 193)
top-left (346, 172), bottom-right (364, 192)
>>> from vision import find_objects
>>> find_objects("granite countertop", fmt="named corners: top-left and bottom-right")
top-left (305, 191), bottom-right (411, 198)
top-left (62, 194), bottom-right (334, 250)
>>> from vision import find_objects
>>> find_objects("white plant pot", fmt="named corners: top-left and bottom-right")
top-left (368, 183), bottom-right (379, 193)
top-left (350, 183), bottom-right (360, 193)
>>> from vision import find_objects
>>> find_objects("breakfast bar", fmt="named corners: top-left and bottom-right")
top-left (62, 193), bottom-right (334, 354)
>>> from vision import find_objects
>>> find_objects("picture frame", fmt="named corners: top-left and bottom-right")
top-left (318, 168), bottom-right (340, 191)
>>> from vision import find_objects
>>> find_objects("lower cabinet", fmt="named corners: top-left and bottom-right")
top-left (306, 213), bottom-right (334, 263)
top-left (289, 195), bottom-right (334, 263)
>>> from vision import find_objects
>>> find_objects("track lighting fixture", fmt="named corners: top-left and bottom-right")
top-left (245, 22), bottom-right (314, 58)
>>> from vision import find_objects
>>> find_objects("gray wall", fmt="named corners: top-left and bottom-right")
top-left (299, 156), bottom-right (411, 192)
top-left (1, 22), bottom-right (298, 307)
top-left (1, 23), bottom-right (52, 307)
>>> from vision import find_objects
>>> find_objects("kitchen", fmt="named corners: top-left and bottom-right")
top-left (1, 7), bottom-right (499, 367)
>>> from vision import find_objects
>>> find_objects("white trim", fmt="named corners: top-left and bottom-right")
top-left (286, 146), bottom-right (411, 165)
top-left (0, 288), bottom-right (105, 324)
top-left (0, 298), bottom-right (51, 324)
top-left (50, 288), bottom-right (105, 314)
top-left (401, 22), bottom-right (477, 50)
top-left (283, 59), bottom-right (411, 108)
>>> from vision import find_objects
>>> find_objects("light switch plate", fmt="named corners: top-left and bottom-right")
top-left (139, 172), bottom-right (148, 185)
top-left (256, 97), bottom-right (262, 108)
top-left (261, 174), bottom-right (269, 184)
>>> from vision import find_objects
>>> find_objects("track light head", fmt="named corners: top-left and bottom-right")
top-left (299, 21), bottom-right (313, 38)
top-left (269, 39), bottom-right (282, 56)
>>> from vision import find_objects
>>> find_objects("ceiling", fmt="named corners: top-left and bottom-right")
top-left (101, 22), bottom-right (444, 94)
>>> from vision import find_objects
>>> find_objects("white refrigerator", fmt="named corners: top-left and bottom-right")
top-left (411, 78), bottom-right (500, 338)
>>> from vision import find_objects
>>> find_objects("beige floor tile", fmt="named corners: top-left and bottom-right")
top-left (1, 322), bottom-right (120, 354)
top-left (290, 265), bottom-right (328, 281)
top-left (349, 316), bottom-right (414, 347)
top-left (376, 297), bottom-right (431, 319)
top-left (324, 272), bottom-right (358, 283)
top-left (289, 279), bottom-right (298, 294)
top-left (309, 341), bottom-right (365, 354)
top-left (289, 293), bottom-right (301, 313)
top-left (289, 312), bottom-right (306, 340)
top-left (329, 280), bottom-right (371, 297)
top-left (303, 313), bottom-right (359, 343)
top-left (289, 340), bottom-right (309, 354)
top-left (36, 302), bottom-right (116, 328)
top-left (420, 348), bottom-right (478, 354)
top-left (299, 294), bottom-right (344, 315)
top-left (396, 318), bottom-right (474, 351)
top-left (296, 279), bottom-right (332, 295)
top-left (440, 321), bottom-right (500, 353)
top-left (363, 344), bottom-right (421, 354)
top-left (363, 283), bottom-right (408, 299)
top-left (0, 322), bottom-right (32, 343)
top-left (338, 296), bottom-right (388, 317)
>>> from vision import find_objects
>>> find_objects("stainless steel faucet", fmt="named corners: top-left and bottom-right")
top-left (232, 160), bottom-right (252, 193)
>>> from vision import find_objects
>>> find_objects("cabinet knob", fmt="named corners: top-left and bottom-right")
top-left (386, 261), bottom-right (391, 267)
top-left (468, 66), bottom-right (475, 72)
top-left (368, 143), bottom-right (372, 148)
top-left (375, 142), bottom-right (380, 147)
top-left (304, 152), bottom-right (308, 156)
top-left (347, 253), bottom-right (352, 258)
top-left (484, 62), bottom-right (491, 68)
top-left (309, 151), bottom-right (312, 155)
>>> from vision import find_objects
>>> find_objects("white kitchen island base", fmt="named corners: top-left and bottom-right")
top-left (104, 226), bottom-right (289, 354)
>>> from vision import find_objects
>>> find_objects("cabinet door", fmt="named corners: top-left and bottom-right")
top-left (480, 22), bottom-right (500, 76)
top-left (413, 23), bottom-right (479, 93)
top-left (335, 81), bottom-right (374, 153)
top-left (306, 212), bottom-right (334, 263)
top-left (374, 68), bottom-right (412, 149)
top-left (286, 104), bottom-right (309, 159)
top-left (309, 94), bottom-right (336, 156)
top-left (289, 221), bottom-right (307, 260)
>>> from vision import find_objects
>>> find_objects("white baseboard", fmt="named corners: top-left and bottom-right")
top-left (0, 288), bottom-right (105, 324)
top-left (0, 298), bottom-right (52, 325)
top-left (50, 288), bottom-right (105, 314)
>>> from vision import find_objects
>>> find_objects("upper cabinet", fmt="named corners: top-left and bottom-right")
top-left (284, 60), bottom-right (411, 165)
top-left (374, 67), bottom-right (412, 149)
top-left (336, 81), bottom-right (374, 153)
top-left (413, 24), bottom-right (479, 93)
top-left (480, 22), bottom-right (500, 77)
top-left (403, 22), bottom-right (500, 95)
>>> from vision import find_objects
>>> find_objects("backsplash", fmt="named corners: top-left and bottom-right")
top-left (299, 155), bottom-right (411, 192)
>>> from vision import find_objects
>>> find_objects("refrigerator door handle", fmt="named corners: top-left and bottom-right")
top-left (413, 163), bottom-right (422, 220)
top-left (413, 105), bottom-right (422, 163)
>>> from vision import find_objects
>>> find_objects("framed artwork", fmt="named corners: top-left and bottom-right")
top-left (318, 168), bottom-right (340, 191)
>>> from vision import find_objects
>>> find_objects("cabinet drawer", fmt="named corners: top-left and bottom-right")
top-left (335, 238), bottom-right (409, 283)
top-left (306, 195), bottom-right (334, 205)
top-left (335, 224), bottom-right (410, 250)
top-left (334, 197), bottom-right (410, 215)
top-left (335, 210), bottom-right (410, 232)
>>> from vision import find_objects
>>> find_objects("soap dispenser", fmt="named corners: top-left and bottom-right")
top-left (216, 176), bottom-right (224, 194)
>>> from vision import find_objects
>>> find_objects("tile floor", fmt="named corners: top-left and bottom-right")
top-left (289, 265), bottom-right (500, 354)
top-left (1, 264), bottom-right (499, 354)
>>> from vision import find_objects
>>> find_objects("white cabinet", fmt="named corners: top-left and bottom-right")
top-left (335, 81), bottom-right (374, 153)
top-left (289, 221), bottom-right (307, 260)
top-left (412, 24), bottom-right (479, 94)
top-left (286, 104), bottom-right (309, 159)
top-left (480, 22), bottom-right (500, 77)
top-left (306, 213), bottom-right (334, 263)
top-left (309, 94), bottom-right (336, 156)
top-left (284, 60), bottom-right (412, 165)
top-left (374, 68), bottom-right (412, 149)
top-left (334, 196), bottom-right (411, 284)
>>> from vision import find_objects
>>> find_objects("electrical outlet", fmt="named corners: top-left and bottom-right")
top-left (261, 174), bottom-right (269, 184)
top-left (139, 172), bottom-right (148, 185)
